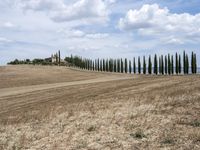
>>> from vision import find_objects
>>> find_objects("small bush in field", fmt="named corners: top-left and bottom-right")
top-left (161, 137), bottom-right (175, 144)
top-left (130, 130), bottom-right (146, 139)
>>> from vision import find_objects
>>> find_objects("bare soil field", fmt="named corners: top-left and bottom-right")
top-left (0, 65), bottom-right (200, 150)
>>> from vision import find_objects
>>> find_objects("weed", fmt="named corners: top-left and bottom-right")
top-left (130, 130), bottom-right (146, 139)
top-left (161, 137), bottom-right (174, 145)
top-left (190, 120), bottom-right (200, 127)
top-left (87, 126), bottom-right (95, 132)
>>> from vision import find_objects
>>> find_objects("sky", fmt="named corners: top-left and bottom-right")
top-left (0, 0), bottom-right (200, 65)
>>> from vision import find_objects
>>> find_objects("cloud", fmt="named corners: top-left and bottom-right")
top-left (57, 28), bottom-right (109, 39)
top-left (0, 22), bottom-right (15, 29)
top-left (52, 0), bottom-right (108, 23)
top-left (3, 22), bottom-right (15, 28)
top-left (19, 0), bottom-right (114, 24)
top-left (118, 4), bottom-right (200, 44)
top-left (85, 33), bottom-right (109, 39)
top-left (20, 0), bottom-right (65, 11)
top-left (57, 29), bottom-right (85, 38)
top-left (0, 37), bottom-right (13, 43)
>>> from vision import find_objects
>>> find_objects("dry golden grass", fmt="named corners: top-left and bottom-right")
top-left (0, 65), bottom-right (200, 149)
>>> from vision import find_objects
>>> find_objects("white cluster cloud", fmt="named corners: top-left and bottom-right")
top-left (85, 33), bottom-right (109, 39)
top-left (20, 0), bottom-right (65, 11)
top-left (0, 22), bottom-right (15, 28)
top-left (0, 37), bottom-right (13, 43)
top-left (119, 4), bottom-right (200, 44)
top-left (57, 28), bottom-right (109, 39)
top-left (19, 0), bottom-right (113, 24)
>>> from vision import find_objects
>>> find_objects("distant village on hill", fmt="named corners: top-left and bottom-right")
top-left (7, 50), bottom-right (66, 66)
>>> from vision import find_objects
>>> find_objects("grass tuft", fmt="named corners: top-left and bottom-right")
top-left (161, 137), bottom-right (174, 145)
top-left (87, 126), bottom-right (95, 132)
top-left (130, 130), bottom-right (146, 139)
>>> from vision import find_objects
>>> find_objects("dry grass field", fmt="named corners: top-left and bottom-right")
top-left (0, 65), bottom-right (200, 150)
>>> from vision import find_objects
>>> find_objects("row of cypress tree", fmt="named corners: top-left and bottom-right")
top-left (66, 51), bottom-right (197, 75)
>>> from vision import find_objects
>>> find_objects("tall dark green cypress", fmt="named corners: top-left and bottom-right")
top-left (103, 59), bottom-right (105, 71)
top-left (171, 55), bottom-right (174, 75)
top-left (117, 59), bottom-right (120, 73)
top-left (90, 60), bottom-right (92, 70)
top-left (154, 54), bottom-right (158, 75)
top-left (111, 59), bottom-right (114, 72)
top-left (87, 59), bottom-right (89, 70)
top-left (93, 61), bottom-right (95, 71)
top-left (133, 57), bottom-right (136, 74)
top-left (97, 58), bottom-right (99, 71)
top-left (179, 55), bottom-right (181, 74)
top-left (125, 58), bottom-right (128, 73)
top-left (191, 52), bottom-right (194, 74)
top-left (138, 57), bottom-right (141, 74)
top-left (183, 51), bottom-right (186, 74)
top-left (148, 55), bottom-right (152, 74)
top-left (114, 59), bottom-right (117, 72)
top-left (175, 53), bottom-right (179, 74)
top-left (99, 59), bottom-right (103, 71)
top-left (109, 59), bottom-right (111, 72)
top-left (168, 54), bottom-right (171, 75)
top-left (95, 59), bottom-right (96, 71)
top-left (121, 58), bottom-right (124, 73)
top-left (129, 60), bottom-right (132, 74)
top-left (113, 59), bottom-right (115, 72)
top-left (143, 56), bottom-right (146, 74)
top-left (106, 59), bottom-right (109, 72)
top-left (165, 55), bottom-right (168, 75)
top-left (159, 56), bottom-right (161, 74)
top-left (161, 55), bottom-right (164, 75)
top-left (194, 53), bottom-right (197, 74)
top-left (186, 54), bottom-right (189, 74)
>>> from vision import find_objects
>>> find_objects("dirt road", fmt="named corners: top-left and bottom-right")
top-left (0, 76), bottom-right (132, 98)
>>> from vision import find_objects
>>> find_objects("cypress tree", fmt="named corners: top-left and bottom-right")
top-left (88, 59), bottom-right (90, 70)
top-left (143, 56), bottom-right (146, 74)
top-left (85, 59), bottom-right (87, 69)
top-left (171, 55), bottom-right (174, 75)
top-left (111, 59), bottom-right (113, 72)
top-left (106, 59), bottom-right (109, 72)
top-left (129, 60), bottom-right (132, 74)
top-left (133, 57), bottom-right (136, 74)
top-left (114, 59), bottom-right (117, 72)
top-left (97, 58), bottom-right (100, 71)
top-left (179, 55), bottom-right (181, 74)
top-left (109, 59), bottom-right (112, 72)
top-left (138, 57), bottom-right (141, 74)
top-left (95, 59), bottom-right (97, 71)
top-left (125, 58), bottom-right (128, 73)
top-left (161, 55), bottom-right (164, 75)
top-left (154, 54), bottom-right (158, 75)
top-left (159, 56), bottom-right (161, 74)
top-left (103, 59), bottom-right (105, 71)
top-left (93, 61), bottom-right (95, 71)
top-left (168, 54), bottom-right (171, 75)
top-left (99, 59), bottom-right (101, 71)
top-left (191, 52), bottom-right (194, 74)
top-left (165, 55), bottom-right (168, 75)
top-left (194, 53), bottom-right (197, 74)
top-left (183, 51), bottom-right (186, 74)
top-left (148, 55), bottom-right (152, 74)
top-left (110, 59), bottom-right (112, 72)
top-left (121, 58), bottom-right (124, 73)
top-left (117, 59), bottom-right (120, 73)
top-left (90, 60), bottom-right (93, 70)
top-left (186, 54), bottom-right (189, 74)
top-left (175, 53), bottom-right (179, 74)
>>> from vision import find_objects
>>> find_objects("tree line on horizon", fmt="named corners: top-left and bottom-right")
top-left (65, 51), bottom-right (198, 75)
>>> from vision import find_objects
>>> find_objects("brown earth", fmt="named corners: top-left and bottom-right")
top-left (0, 65), bottom-right (200, 150)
